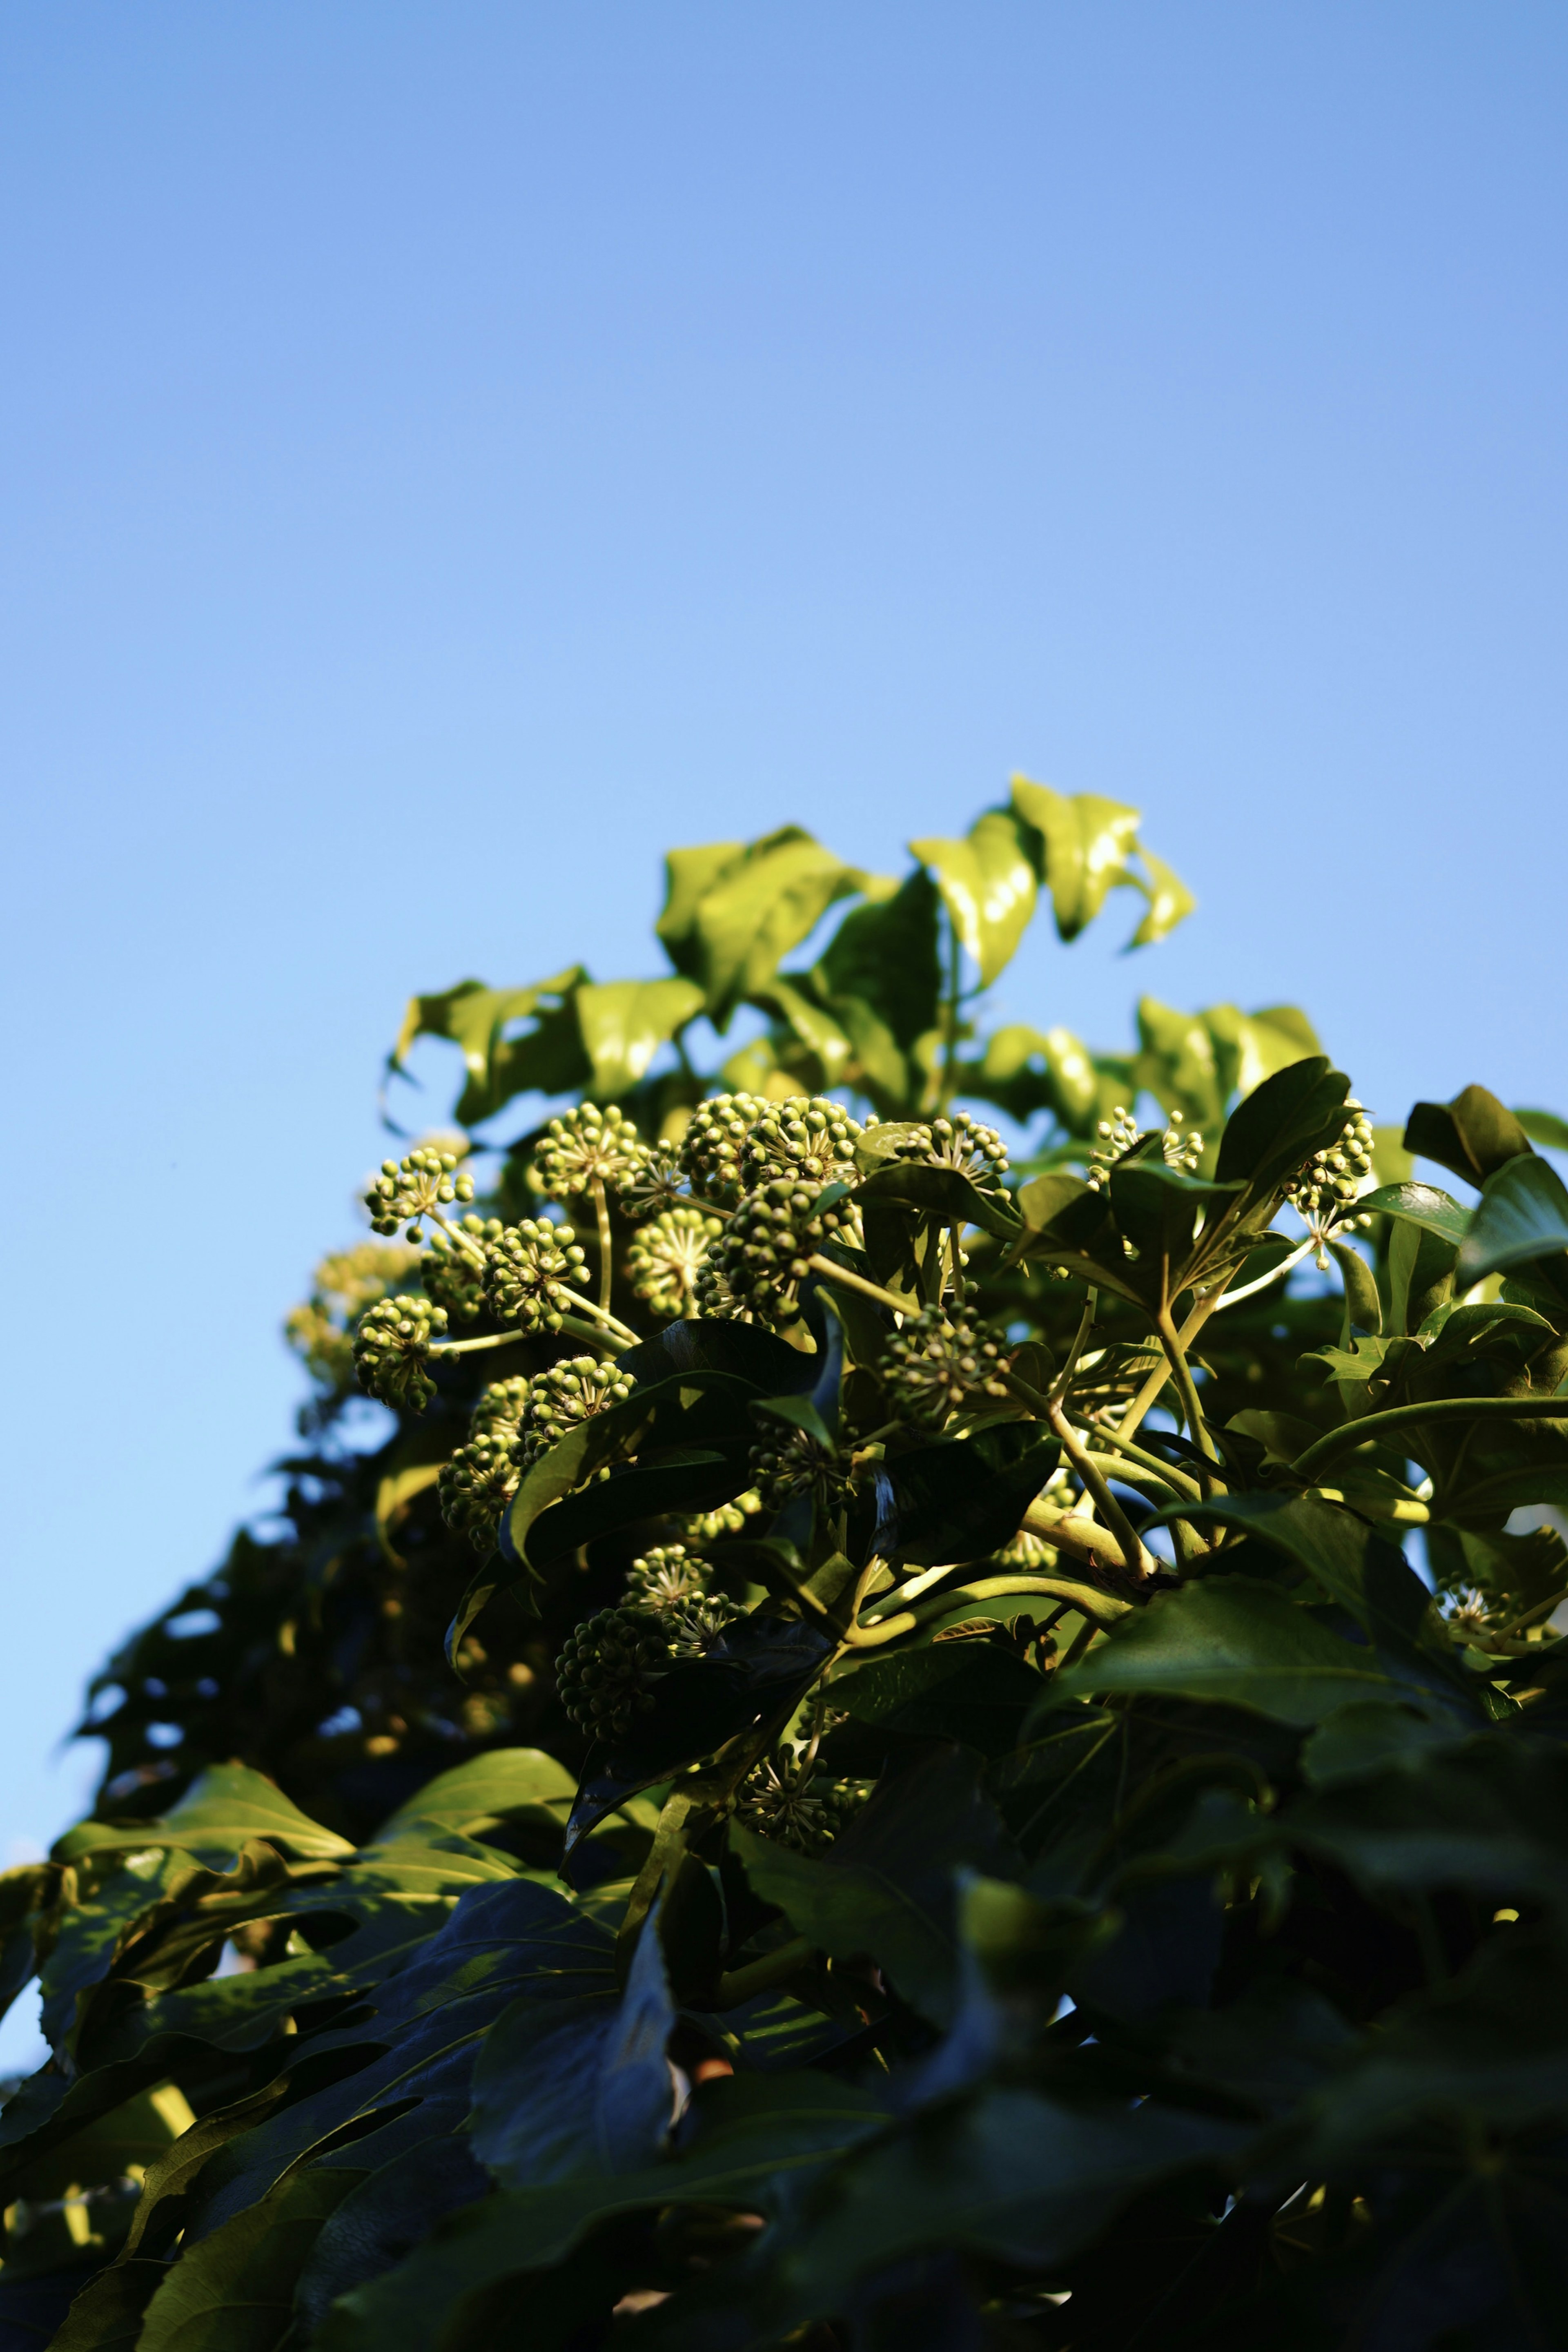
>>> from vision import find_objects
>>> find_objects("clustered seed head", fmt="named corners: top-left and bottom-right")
top-left (285, 1241), bottom-right (422, 1389)
top-left (470, 1375), bottom-right (530, 1436)
top-left (483, 1219), bottom-right (590, 1332)
top-left (748, 1423), bottom-right (855, 1516)
top-left (1288, 1100), bottom-right (1376, 1219)
top-left (881, 1305), bottom-right (1012, 1427)
top-left (739, 1097), bottom-right (864, 1191)
top-left (422, 1216), bottom-right (505, 1323)
top-left (625, 1543), bottom-right (709, 1612)
top-left (1161, 1108), bottom-right (1204, 1174)
top-left (891, 1111), bottom-right (1009, 1190)
top-left (734, 1751), bottom-right (866, 1853)
top-left (627, 1206), bottom-right (724, 1318)
top-left (554, 1607), bottom-right (671, 1743)
top-left (438, 1430), bottom-right (522, 1550)
top-left (682, 1489), bottom-right (763, 1541)
top-left (366, 1147), bottom-right (475, 1238)
top-left (664, 1594), bottom-right (743, 1657)
top-left (352, 1294), bottom-right (448, 1413)
top-left (533, 1104), bottom-right (642, 1203)
top-left (696, 1180), bottom-right (860, 1327)
top-left (1086, 1106), bottom-right (1142, 1192)
top-left (517, 1355), bottom-right (636, 1469)
top-left (614, 1145), bottom-right (687, 1222)
top-left (679, 1093), bottom-right (771, 1204)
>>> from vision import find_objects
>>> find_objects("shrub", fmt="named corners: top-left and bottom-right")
top-left (5, 776), bottom-right (1568, 2349)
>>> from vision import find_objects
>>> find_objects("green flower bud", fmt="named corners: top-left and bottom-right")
top-left (517, 1354), bottom-right (635, 1469)
top-left (626, 1205), bottom-right (724, 1319)
top-left (679, 1093), bottom-right (772, 1205)
top-left (533, 1103), bottom-right (643, 1203)
top-left (285, 1240), bottom-right (422, 1392)
top-left (351, 1293), bottom-right (448, 1413)
top-left (738, 1096), bottom-right (864, 1192)
top-left (624, 1543), bottom-right (709, 1612)
top-left (695, 1180), bottom-right (861, 1329)
top-left (880, 1304), bottom-right (1012, 1428)
top-left (483, 1219), bottom-right (590, 1332)
top-left (438, 1430), bottom-right (522, 1550)
top-left (554, 1607), bottom-right (672, 1744)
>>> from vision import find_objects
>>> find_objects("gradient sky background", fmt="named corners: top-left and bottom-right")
top-left (4, 2), bottom-right (1566, 2067)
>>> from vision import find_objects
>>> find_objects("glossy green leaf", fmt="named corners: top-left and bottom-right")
top-left (53, 1763), bottom-right (355, 1867)
top-left (853, 1158), bottom-right (1022, 1242)
top-left (1516, 1107), bottom-right (1568, 1152)
top-left (135, 2164), bottom-right (359, 2352)
top-left (1009, 777), bottom-right (1143, 942)
top-left (816, 867), bottom-right (942, 1053)
top-left (656, 827), bottom-right (887, 1025)
top-left (1357, 1179), bottom-right (1470, 1248)
top-left (1124, 847), bottom-right (1197, 946)
top-left (909, 809), bottom-right (1037, 985)
top-left (1214, 1055), bottom-right (1352, 1195)
top-left (572, 978), bottom-right (704, 1095)
top-left (1404, 1083), bottom-right (1537, 1185)
top-left (1457, 1152), bottom-right (1568, 1288)
top-left (388, 970), bottom-right (588, 1126)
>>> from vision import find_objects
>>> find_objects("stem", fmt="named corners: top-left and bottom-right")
top-left (430, 1329), bottom-right (529, 1360)
top-left (844, 1574), bottom-right (1131, 1648)
top-left (1046, 1400), bottom-right (1154, 1577)
top-left (592, 1177), bottom-right (614, 1313)
top-left (806, 1254), bottom-right (911, 1320)
top-left (557, 1313), bottom-right (633, 1353)
top-left (715, 1937), bottom-right (816, 2008)
top-left (948, 1222), bottom-right (965, 1306)
top-left (1088, 1431), bottom-right (1204, 1503)
top-left (559, 1289), bottom-right (639, 1344)
top-left (1293, 1395), bottom-right (1568, 1483)
top-left (1076, 1450), bottom-right (1190, 1509)
top-left (1020, 1503), bottom-right (1149, 1572)
top-left (1206, 1235), bottom-right (1316, 1313)
top-left (426, 1207), bottom-right (488, 1268)
top-left (1115, 1277), bottom-right (1234, 1445)
top-left (1156, 1306), bottom-right (1220, 1469)
top-left (1049, 1289), bottom-right (1098, 1406)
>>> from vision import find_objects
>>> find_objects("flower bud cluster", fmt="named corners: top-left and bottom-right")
top-left (1288, 1101), bottom-right (1376, 1219)
top-left (483, 1219), bottom-right (589, 1332)
top-left (285, 1242), bottom-right (421, 1390)
top-left (352, 1294), bottom-right (448, 1413)
top-left (739, 1097), bottom-right (864, 1191)
top-left (517, 1355), bottom-right (635, 1470)
top-left (679, 1093), bottom-right (771, 1203)
top-left (438, 1376), bottom-right (532, 1550)
top-left (748, 1422), bottom-right (855, 1516)
top-left (880, 1305), bottom-right (1013, 1427)
top-left (471, 1375), bottom-right (531, 1436)
top-left (888, 1111), bottom-right (1009, 1190)
top-left (614, 1146), bottom-right (686, 1222)
top-left (366, 1148), bottom-right (474, 1238)
top-left (627, 1205), bottom-right (724, 1318)
top-left (734, 1750), bottom-right (866, 1853)
top-left (682, 1489), bottom-right (763, 1542)
top-left (1160, 1108), bottom-right (1203, 1174)
top-left (533, 1104), bottom-right (642, 1202)
top-left (422, 1216), bottom-right (504, 1323)
top-left (695, 1181), bottom-right (860, 1327)
top-left (624, 1543), bottom-right (709, 1612)
top-left (1086, 1106), bottom-right (1141, 1193)
top-left (554, 1607), bottom-right (670, 1744)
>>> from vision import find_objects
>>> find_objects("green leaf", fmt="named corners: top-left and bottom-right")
top-left (752, 976), bottom-right (855, 1086)
top-left (1214, 1056), bottom-right (1352, 1195)
top-left (909, 809), bottom-right (1038, 985)
top-left (816, 867), bottom-right (942, 1053)
top-left (1457, 1153), bottom-right (1568, 1288)
top-left (1404, 1083), bottom-right (1537, 1185)
top-left (1106, 1158), bottom-right (1243, 1271)
top-left (1124, 847), bottom-right (1197, 947)
top-left (1516, 1107), bottom-right (1568, 1152)
top-left (882, 1428), bottom-right (1061, 1568)
top-left (852, 1159), bottom-right (1022, 1243)
top-left (389, 970), bottom-right (588, 1126)
top-left (572, 978), bottom-right (705, 1095)
top-left (656, 827), bottom-right (886, 1026)
top-left (1134, 997), bottom-right (1223, 1128)
top-left (1204, 1003), bottom-right (1322, 1103)
top-left (53, 1764), bottom-right (354, 1867)
top-left (135, 2163), bottom-right (359, 2352)
top-left (1009, 777), bottom-right (1143, 942)
top-left (49, 2262), bottom-right (169, 2352)
top-left (971, 1023), bottom-right (1099, 1130)
top-left (1357, 1179), bottom-right (1470, 1249)
top-left (1326, 1237), bottom-right (1382, 1335)
top-left (834, 1644), bottom-right (1044, 1757)
top-left (367, 1750), bottom-right (577, 1850)
top-left (1050, 1577), bottom-right (1394, 1726)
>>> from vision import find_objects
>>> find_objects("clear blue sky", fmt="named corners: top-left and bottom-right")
top-left (3, 4), bottom-right (1565, 2064)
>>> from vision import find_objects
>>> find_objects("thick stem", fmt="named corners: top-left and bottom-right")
top-left (844, 1573), bottom-right (1131, 1648)
top-left (556, 1312), bottom-right (633, 1353)
top-left (715, 1937), bottom-right (817, 2008)
top-left (559, 1289), bottom-right (639, 1344)
top-left (1115, 1277), bottom-right (1233, 1445)
top-left (430, 1329), bottom-right (528, 1360)
top-left (1020, 1502), bottom-right (1148, 1572)
top-left (426, 1207), bottom-right (488, 1268)
top-left (1292, 1394), bottom-right (1568, 1483)
top-left (1156, 1305), bottom-right (1220, 1470)
top-left (1088, 1431), bottom-right (1204, 1503)
top-left (1049, 1288), bottom-right (1098, 1405)
top-left (1046, 1400), bottom-right (1155, 1577)
top-left (806, 1254), bottom-right (912, 1321)
top-left (592, 1177), bottom-right (614, 1313)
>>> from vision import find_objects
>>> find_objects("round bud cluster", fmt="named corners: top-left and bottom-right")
top-left (285, 1241), bottom-right (422, 1390)
top-left (366, 1148), bottom-right (475, 1238)
top-left (880, 1306), bottom-right (1013, 1427)
top-left (891, 1111), bottom-right (1009, 1191)
top-left (470, 1375), bottom-right (531, 1437)
top-left (1086, 1106), bottom-right (1141, 1193)
top-left (533, 1104), bottom-right (642, 1203)
top-left (1288, 1100), bottom-right (1376, 1219)
top-left (625, 1543), bottom-right (709, 1612)
top-left (679, 1093), bottom-right (771, 1204)
top-left (682, 1488), bottom-right (763, 1542)
top-left (517, 1355), bottom-right (636, 1470)
top-left (554, 1607), bottom-right (671, 1744)
top-left (664, 1594), bottom-right (743, 1658)
top-left (483, 1219), bottom-right (590, 1332)
top-left (739, 1097), bottom-right (864, 1191)
top-left (627, 1206), bottom-right (724, 1318)
top-left (1161, 1108), bottom-right (1203, 1174)
top-left (438, 1429), bottom-right (522, 1550)
top-left (352, 1294), bottom-right (448, 1413)
top-left (695, 1181), bottom-right (860, 1328)
top-left (734, 1751), bottom-right (864, 1854)
top-left (748, 1423), bottom-right (855, 1516)
top-left (614, 1145), bottom-right (686, 1222)
top-left (421, 1216), bottom-right (504, 1323)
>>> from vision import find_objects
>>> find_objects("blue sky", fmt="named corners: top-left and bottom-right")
top-left (3, 3), bottom-right (1566, 2064)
